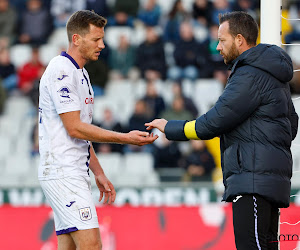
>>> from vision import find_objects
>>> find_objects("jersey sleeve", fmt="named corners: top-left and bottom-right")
top-left (49, 69), bottom-right (81, 114)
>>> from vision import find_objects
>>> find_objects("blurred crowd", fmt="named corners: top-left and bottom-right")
top-left (1, 0), bottom-right (300, 183)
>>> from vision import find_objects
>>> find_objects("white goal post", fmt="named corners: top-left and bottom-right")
top-left (260, 0), bottom-right (282, 47)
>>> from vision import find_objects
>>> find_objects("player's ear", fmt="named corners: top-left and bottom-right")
top-left (72, 34), bottom-right (81, 46)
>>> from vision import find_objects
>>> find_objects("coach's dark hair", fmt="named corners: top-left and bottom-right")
top-left (219, 11), bottom-right (258, 46)
top-left (66, 10), bottom-right (107, 42)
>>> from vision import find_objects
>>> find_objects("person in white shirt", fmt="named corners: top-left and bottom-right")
top-left (38, 10), bottom-right (158, 250)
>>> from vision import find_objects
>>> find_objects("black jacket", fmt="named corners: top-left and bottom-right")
top-left (173, 38), bottom-right (213, 78)
top-left (136, 38), bottom-right (167, 79)
top-left (166, 44), bottom-right (299, 207)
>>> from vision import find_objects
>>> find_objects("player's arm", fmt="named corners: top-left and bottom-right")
top-left (59, 111), bottom-right (158, 145)
top-left (89, 145), bottom-right (116, 204)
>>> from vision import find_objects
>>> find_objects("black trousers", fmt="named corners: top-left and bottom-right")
top-left (232, 194), bottom-right (279, 250)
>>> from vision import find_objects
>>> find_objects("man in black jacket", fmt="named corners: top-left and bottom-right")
top-left (146, 11), bottom-right (299, 250)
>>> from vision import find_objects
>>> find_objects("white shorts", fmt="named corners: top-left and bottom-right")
top-left (40, 175), bottom-right (99, 235)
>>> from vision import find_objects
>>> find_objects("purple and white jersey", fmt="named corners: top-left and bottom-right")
top-left (38, 52), bottom-right (94, 180)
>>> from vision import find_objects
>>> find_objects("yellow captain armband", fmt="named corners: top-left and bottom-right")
top-left (184, 120), bottom-right (200, 140)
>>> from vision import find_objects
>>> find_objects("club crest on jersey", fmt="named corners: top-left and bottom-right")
top-left (57, 86), bottom-right (71, 98)
top-left (79, 207), bottom-right (92, 221)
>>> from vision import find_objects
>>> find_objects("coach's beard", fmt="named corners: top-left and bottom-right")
top-left (223, 43), bottom-right (240, 65)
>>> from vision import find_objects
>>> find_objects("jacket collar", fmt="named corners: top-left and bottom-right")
top-left (227, 46), bottom-right (256, 78)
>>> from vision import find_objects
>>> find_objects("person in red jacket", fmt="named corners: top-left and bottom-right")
top-left (18, 46), bottom-right (45, 94)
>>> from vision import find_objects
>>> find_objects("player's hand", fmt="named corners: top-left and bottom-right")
top-left (145, 119), bottom-right (168, 133)
top-left (128, 130), bottom-right (159, 146)
top-left (95, 174), bottom-right (116, 205)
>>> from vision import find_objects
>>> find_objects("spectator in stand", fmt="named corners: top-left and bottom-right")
top-left (202, 23), bottom-right (228, 86)
top-left (108, 34), bottom-right (137, 80)
top-left (232, 0), bottom-right (258, 19)
top-left (138, 0), bottom-right (161, 27)
top-left (159, 95), bottom-right (193, 121)
top-left (211, 0), bottom-right (232, 25)
top-left (86, 0), bottom-right (109, 18)
top-left (0, 48), bottom-right (17, 94)
top-left (107, 0), bottom-right (139, 27)
top-left (11, 0), bottom-right (51, 15)
top-left (181, 140), bottom-right (215, 182)
top-left (113, 0), bottom-right (139, 17)
top-left (192, 0), bottom-right (213, 28)
top-left (152, 129), bottom-right (182, 169)
top-left (205, 24), bottom-right (226, 70)
top-left (85, 44), bottom-right (110, 96)
top-left (163, 0), bottom-right (188, 43)
top-left (92, 108), bottom-right (124, 154)
top-left (0, 0), bottom-right (17, 45)
top-left (31, 122), bottom-right (39, 156)
top-left (106, 13), bottom-right (134, 27)
top-left (127, 99), bottom-right (151, 133)
top-left (10, 0), bottom-right (28, 17)
top-left (50, 0), bottom-right (86, 27)
top-left (171, 81), bottom-right (198, 118)
top-left (106, 12), bottom-right (134, 27)
top-left (167, 21), bottom-right (212, 81)
top-left (136, 26), bottom-right (166, 80)
top-left (285, 2), bottom-right (300, 44)
top-left (28, 66), bottom-right (45, 108)
top-left (18, 0), bottom-right (52, 46)
top-left (85, 59), bottom-right (109, 96)
top-left (18, 46), bottom-right (45, 95)
top-left (142, 80), bottom-right (166, 120)
top-left (41, 0), bottom-right (51, 10)
top-left (124, 99), bottom-right (153, 153)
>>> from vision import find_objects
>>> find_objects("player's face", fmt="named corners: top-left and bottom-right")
top-left (217, 21), bottom-right (240, 65)
top-left (79, 24), bottom-right (105, 62)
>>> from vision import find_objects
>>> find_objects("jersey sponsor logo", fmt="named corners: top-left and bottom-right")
top-left (57, 74), bottom-right (69, 81)
top-left (79, 207), bottom-right (92, 221)
top-left (85, 97), bottom-right (94, 104)
top-left (57, 86), bottom-right (71, 98)
top-left (60, 99), bottom-right (74, 104)
top-left (66, 201), bottom-right (76, 207)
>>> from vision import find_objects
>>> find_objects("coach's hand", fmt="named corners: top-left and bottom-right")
top-left (145, 119), bottom-right (168, 133)
top-left (128, 130), bottom-right (158, 146)
top-left (95, 174), bottom-right (116, 205)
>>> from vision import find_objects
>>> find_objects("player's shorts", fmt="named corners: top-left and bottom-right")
top-left (40, 175), bottom-right (99, 235)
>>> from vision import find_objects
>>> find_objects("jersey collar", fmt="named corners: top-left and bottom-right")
top-left (60, 51), bottom-right (80, 69)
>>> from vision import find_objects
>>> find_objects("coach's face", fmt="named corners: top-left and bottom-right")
top-left (78, 24), bottom-right (105, 62)
top-left (217, 21), bottom-right (239, 65)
